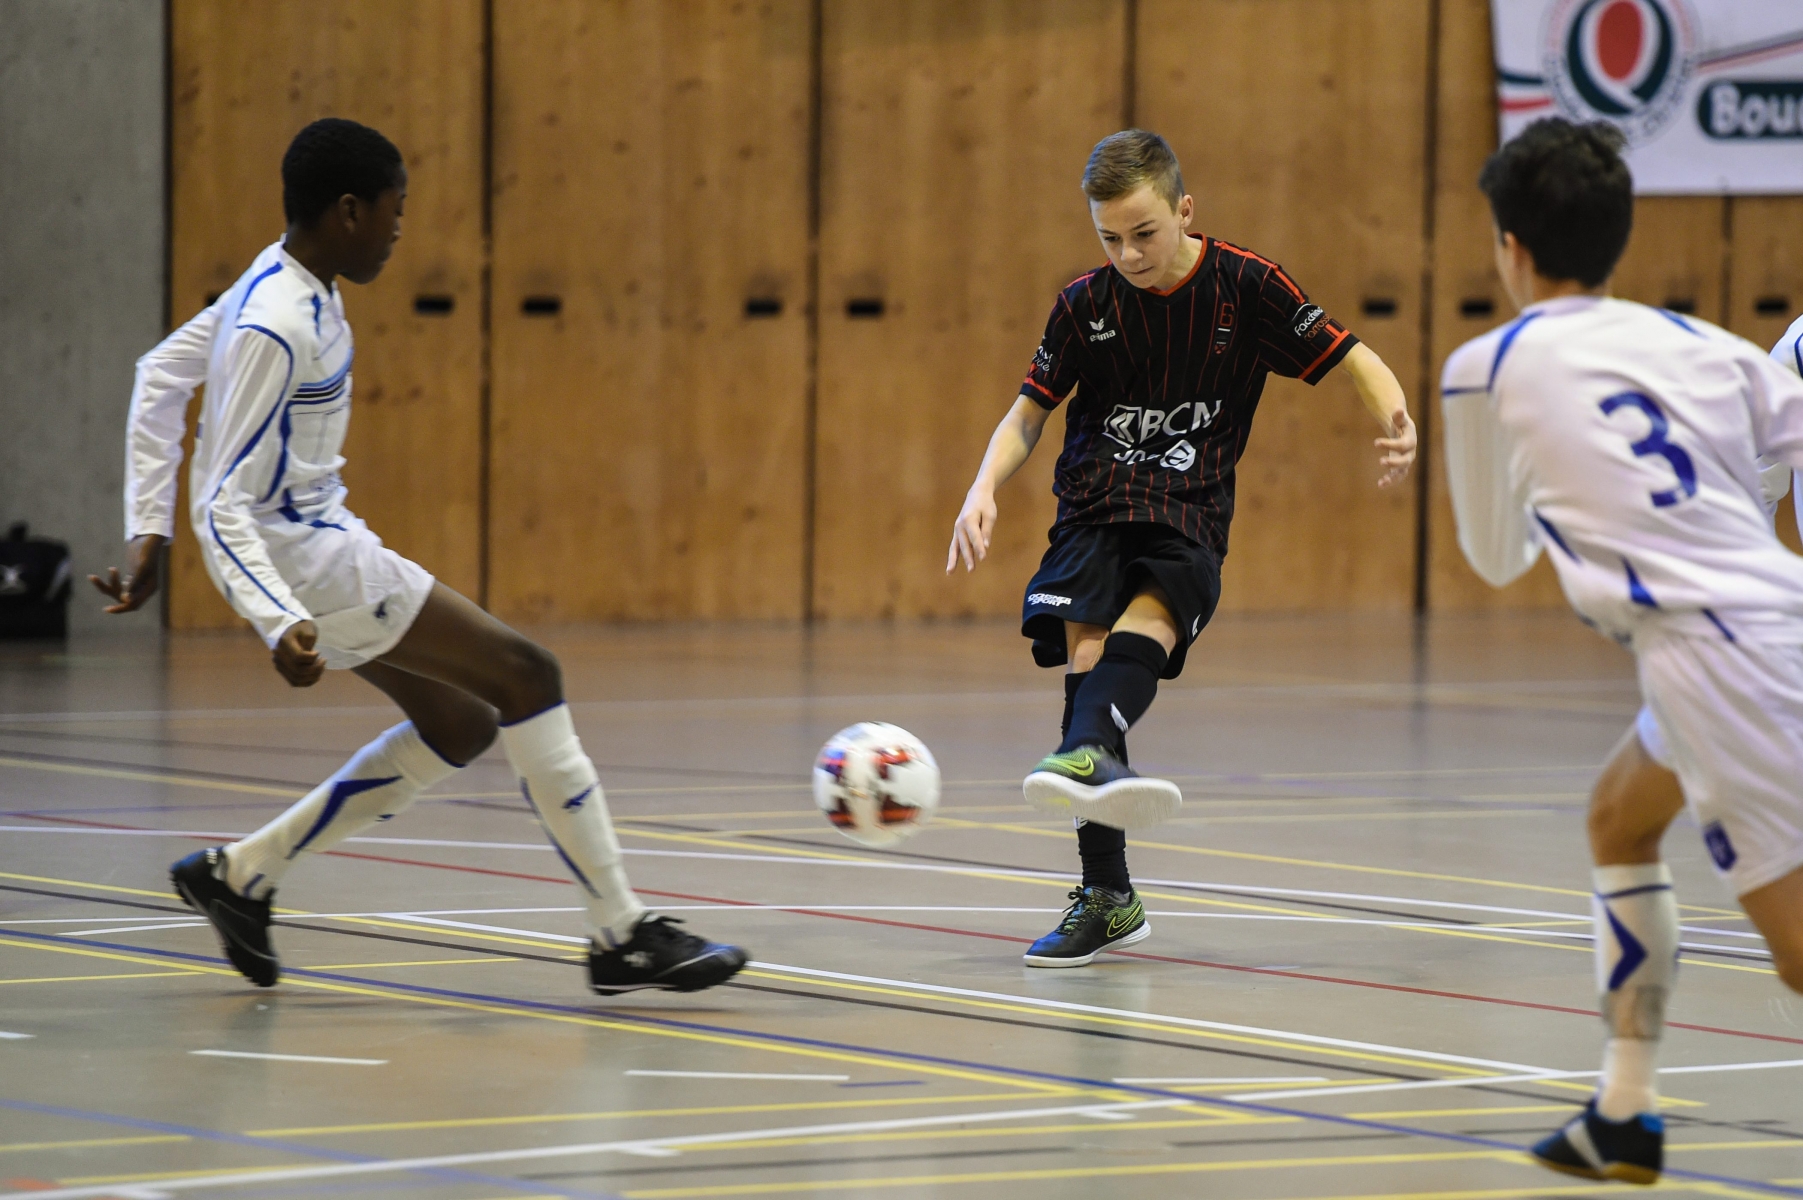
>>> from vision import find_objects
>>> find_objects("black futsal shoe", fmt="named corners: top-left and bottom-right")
top-left (1530, 1101), bottom-right (1663, 1185)
top-left (1023, 886), bottom-right (1150, 968)
top-left (1022, 745), bottom-right (1181, 830)
top-left (588, 916), bottom-right (749, 995)
top-left (170, 847), bottom-right (279, 988)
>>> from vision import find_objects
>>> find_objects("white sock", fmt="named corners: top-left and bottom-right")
top-left (1592, 863), bottom-right (1678, 1120)
top-left (224, 723), bottom-right (460, 899)
top-left (500, 704), bottom-right (646, 946)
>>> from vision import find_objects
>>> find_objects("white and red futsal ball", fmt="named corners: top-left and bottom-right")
top-left (812, 722), bottom-right (940, 848)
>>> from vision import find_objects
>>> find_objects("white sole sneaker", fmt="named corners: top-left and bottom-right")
top-left (1022, 921), bottom-right (1151, 968)
top-left (1021, 772), bottom-right (1182, 830)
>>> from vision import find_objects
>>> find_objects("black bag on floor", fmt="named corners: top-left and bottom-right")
top-left (0, 523), bottom-right (73, 639)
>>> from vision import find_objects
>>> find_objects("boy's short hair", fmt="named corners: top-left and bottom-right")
top-left (1477, 117), bottom-right (1633, 287)
top-left (282, 118), bottom-right (405, 227)
top-left (1082, 129), bottom-right (1185, 211)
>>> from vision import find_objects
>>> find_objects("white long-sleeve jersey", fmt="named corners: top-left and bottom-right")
top-left (125, 241), bottom-right (355, 645)
top-left (1441, 296), bottom-right (1803, 644)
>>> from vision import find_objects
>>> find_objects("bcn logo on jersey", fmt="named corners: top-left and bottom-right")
top-left (1542, 0), bottom-right (1695, 141)
top-left (1103, 400), bottom-right (1223, 460)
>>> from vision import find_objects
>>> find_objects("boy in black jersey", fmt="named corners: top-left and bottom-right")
top-left (949, 130), bottom-right (1417, 967)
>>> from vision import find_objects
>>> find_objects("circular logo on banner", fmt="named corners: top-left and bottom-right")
top-left (1541, 0), bottom-right (1696, 141)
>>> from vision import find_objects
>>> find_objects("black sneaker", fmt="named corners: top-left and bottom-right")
top-left (171, 847), bottom-right (279, 988)
top-left (1530, 1101), bottom-right (1663, 1185)
top-left (588, 916), bottom-right (749, 995)
top-left (1022, 745), bottom-right (1181, 830)
top-left (1023, 886), bottom-right (1150, 968)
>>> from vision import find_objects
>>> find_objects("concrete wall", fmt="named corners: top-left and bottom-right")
top-left (0, 0), bottom-right (166, 640)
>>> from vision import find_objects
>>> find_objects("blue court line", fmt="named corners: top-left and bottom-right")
top-left (5, 929), bottom-right (1802, 1195)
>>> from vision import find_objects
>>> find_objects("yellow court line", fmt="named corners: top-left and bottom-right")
top-left (0, 1134), bottom-right (189, 1154)
top-left (1349, 1104), bottom-right (1580, 1119)
top-left (61, 1162), bottom-right (309, 1186)
top-left (617, 1149), bottom-right (1520, 1198)
top-left (988, 821), bottom-right (1743, 914)
top-left (685, 1114), bottom-right (1257, 1153)
top-left (247, 1091), bottom-right (1086, 1137)
top-left (0, 935), bottom-right (1068, 1097)
top-left (0, 970), bottom-right (203, 985)
top-left (0, 870), bottom-right (177, 900)
top-left (304, 957), bottom-right (518, 969)
top-left (0, 754), bottom-right (299, 797)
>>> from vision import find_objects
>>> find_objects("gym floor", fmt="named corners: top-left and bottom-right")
top-left (0, 613), bottom-right (1798, 1200)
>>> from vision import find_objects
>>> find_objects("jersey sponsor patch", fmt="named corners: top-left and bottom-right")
top-left (1027, 592), bottom-right (1073, 607)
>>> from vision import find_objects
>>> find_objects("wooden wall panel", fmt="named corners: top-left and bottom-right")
top-left (811, 1), bottom-right (1120, 619)
top-left (488, 0), bottom-right (810, 622)
top-left (1728, 197), bottom-right (1803, 556)
top-left (167, 0), bottom-right (485, 630)
top-left (1424, 0), bottom-right (1564, 611)
top-left (1137, 0), bottom-right (1425, 614)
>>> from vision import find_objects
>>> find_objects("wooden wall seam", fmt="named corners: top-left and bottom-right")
top-left (1414, 0), bottom-right (1443, 615)
top-left (1122, 0), bottom-right (1137, 128)
top-left (803, 0), bottom-right (825, 623)
top-left (478, 0), bottom-right (495, 610)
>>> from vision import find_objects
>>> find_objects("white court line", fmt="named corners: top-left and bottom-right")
top-left (625, 1069), bottom-right (850, 1081)
top-left (1238, 1057), bottom-right (1803, 1101)
top-left (0, 1097), bottom-right (1195, 1200)
top-left (59, 922), bottom-right (205, 938)
top-left (190, 1049), bottom-right (386, 1066)
top-left (1114, 1075), bottom-right (1328, 1085)
top-left (0, 1031), bottom-right (32, 1040)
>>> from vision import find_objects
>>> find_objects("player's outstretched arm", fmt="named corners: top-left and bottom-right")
top-left (1340, 343), bottom-right (1417, 488)
top-left (948, 395), bottom-right (1055, 573)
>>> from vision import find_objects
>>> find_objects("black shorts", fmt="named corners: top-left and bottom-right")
top-left (1021, 522), bottom-right (1222, 680)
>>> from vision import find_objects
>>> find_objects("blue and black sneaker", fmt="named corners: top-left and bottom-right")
top-left (1022, 745), bottom-right (1181, 830)
top-left (1529, 1101), bottom-right (1662, 1185)
top-left (588, 915), bottom-right (749, 996)
top-left (1023, 886), bottom-right (1149, 968)
top-left (171, 847), bottom-right (279, 988)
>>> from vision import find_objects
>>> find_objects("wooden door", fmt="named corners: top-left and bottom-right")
top-left (1137, 0), bottom-right (1428, 614)
top-left (487, 0), bottom-right (812, 622)
top-left (812, 1), bottom-right (1126, 619)
top-left (167, 0), bottom-right (485, 629)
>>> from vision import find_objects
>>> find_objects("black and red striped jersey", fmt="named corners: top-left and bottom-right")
top-left (1020, 234), bottom-right (1357, 557)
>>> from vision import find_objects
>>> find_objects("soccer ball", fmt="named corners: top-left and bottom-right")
top-left (813, 722), bottom-right (940, 848)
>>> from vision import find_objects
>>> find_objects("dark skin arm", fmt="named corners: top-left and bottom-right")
top-left (88, 533), bottom-right (168, 614)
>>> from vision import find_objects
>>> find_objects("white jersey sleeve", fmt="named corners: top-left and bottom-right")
top-left (1744, 337), bottom-right (1803, 476)
top-left (124, 303), bottom-right (219, 540)
top-left (1773, 314), bottom-right (1803, 509)
top-left (198, 327), bottom-right (312, 645)
top-left (1441, 332), bottom-right (1542, 587)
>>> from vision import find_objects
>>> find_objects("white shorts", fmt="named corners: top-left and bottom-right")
top-left (1636, 624), bottom-right (1803, 896)
top-left (257, 509), bottom-right (434, 670)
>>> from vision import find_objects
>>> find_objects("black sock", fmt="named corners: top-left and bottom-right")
top-left (1077, 819), bottom-right (1130, 893)
top-left (1060, 671), bottom-right (1088, 742)
top-left (1060, 632), bottom-right (1168, 758)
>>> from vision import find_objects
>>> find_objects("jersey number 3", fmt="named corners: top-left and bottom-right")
top-left (1599, 392), bottom-right (1697, 508)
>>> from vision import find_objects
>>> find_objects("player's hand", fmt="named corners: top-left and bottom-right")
top-left (88, 534), bottom-right (168, 613)
top-left (273, 620), bottom-right (325, 688)
top-left (948, 486), bottom-right (998, 573)
top-left (1376, 410), bottom-right (1417, 489)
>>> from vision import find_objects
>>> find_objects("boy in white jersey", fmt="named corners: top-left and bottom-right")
top-left (90, 119), bottom-right (746, 996)
top-left (1441, 118), bottom-right (1803, 1184)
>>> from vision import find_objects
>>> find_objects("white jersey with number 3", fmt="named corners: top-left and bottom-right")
top-left (1441, 296), bottom-right (1803, 644)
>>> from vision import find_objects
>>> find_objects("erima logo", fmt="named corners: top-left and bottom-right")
top-left (1027, 592), bottom-right (1072, 607)
top-left (1088, 318), bottom-right (1116, 343)
top-left (1293, 304), bottom-right (1325, 337)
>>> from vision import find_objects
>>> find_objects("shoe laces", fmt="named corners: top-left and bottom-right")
top-left (1054, 889), bottom-right (1092, 934)
top-left (633, 915), bottom-right (704, 952)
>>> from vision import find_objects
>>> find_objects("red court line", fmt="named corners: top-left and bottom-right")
top-left (17, 809), bottom-right (1803, 1047)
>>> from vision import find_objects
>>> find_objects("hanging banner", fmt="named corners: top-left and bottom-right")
top-left (1492, 0), bottom-right (1803, 194)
